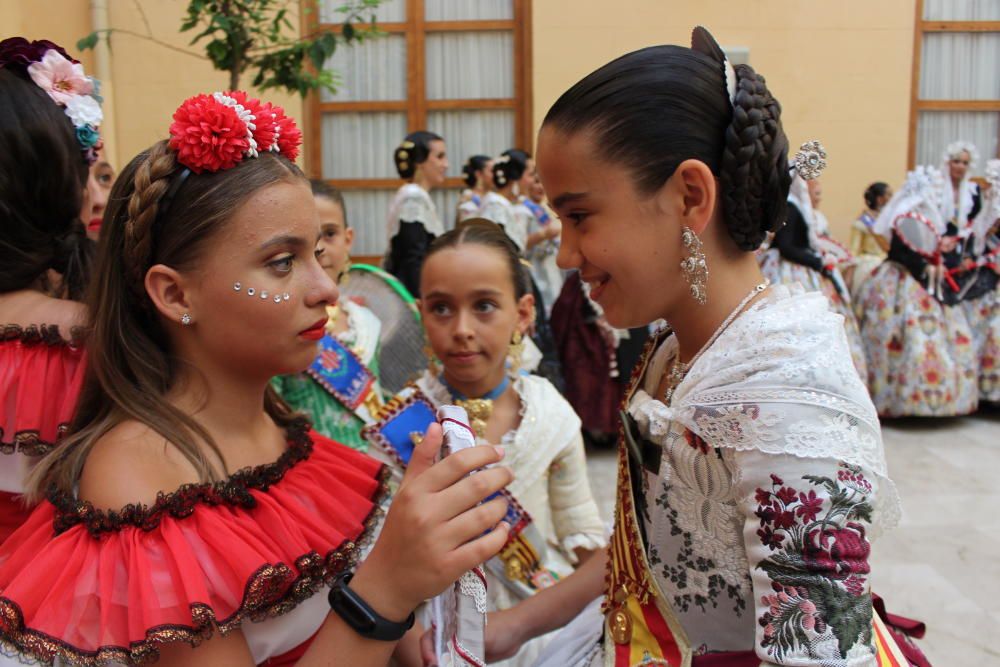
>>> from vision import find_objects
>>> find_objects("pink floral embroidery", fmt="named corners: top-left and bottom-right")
top-left (753, 463), bottom-right (875, 662)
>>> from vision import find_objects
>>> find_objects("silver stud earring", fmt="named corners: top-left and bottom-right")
top-left (247, 287), bottom-right (255, 296)
top-left (680, 226), bottom-right (709, 306)
top-left (233, 281), bottom-right (241, 291)
top-left (181, 313), bottom-right (192, 326)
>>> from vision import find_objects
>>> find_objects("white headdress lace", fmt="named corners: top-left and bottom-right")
top-left (872, 165), bottom-right (948, 238)
top-left (941, 140), bottom-right (980, 228)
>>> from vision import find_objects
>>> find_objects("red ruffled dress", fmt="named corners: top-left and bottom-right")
top-left (0, 420), bottom-right (387, 665)
top-left (0, 324), bottom-right (86, 544)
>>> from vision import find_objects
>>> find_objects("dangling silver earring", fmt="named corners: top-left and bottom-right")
top-left (181, 313), bottom-right (192, 326)
top-left (680, 226), bottom-right (709, 306)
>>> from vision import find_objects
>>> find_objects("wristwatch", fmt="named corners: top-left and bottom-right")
top-left (328, 570), bottom-right (415, 641)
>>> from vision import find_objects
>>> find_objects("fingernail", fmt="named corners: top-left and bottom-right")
top-left (500, 520), bottom-right (511, 531)
top-left (494, 445), bottom-right (505, 458)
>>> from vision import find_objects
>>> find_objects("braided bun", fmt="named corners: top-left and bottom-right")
top-left (394, 130), bottom-right (443, 179)
top-left (124, 140), bottom-right (180, 294)
top-left (718, 64), bottom-right (790, 250)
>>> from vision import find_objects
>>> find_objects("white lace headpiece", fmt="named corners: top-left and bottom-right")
top-left (872, 165), bottom-right (947, 238)
top-left (941, 140), bottom-right (980, 227)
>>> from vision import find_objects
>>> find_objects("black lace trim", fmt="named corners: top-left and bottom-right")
top-left (49, 419), bottom-right (316, 538)
top-left (1, 323), bottom-right (84, 347)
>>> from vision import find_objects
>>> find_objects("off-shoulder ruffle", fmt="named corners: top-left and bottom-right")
top-left (0, 427), bottom-right (387, 665)
top-left (0, 324), bottom-right (85, 455)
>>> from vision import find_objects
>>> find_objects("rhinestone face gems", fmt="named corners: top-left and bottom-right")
top-left (233, 281), bottom-right (241, 291)
top-left (283, 293), bottom-right (290, 301)
top-left (260, 290), bottom-right (269, 299)
top-left (247, 287), bottom-right (255, 296)
top-left (273, 294), bottom-right (282, 303)
top-left (233, 281), bottom-right (288, 304)
top-left (793, 140), bottom-right (828, 181)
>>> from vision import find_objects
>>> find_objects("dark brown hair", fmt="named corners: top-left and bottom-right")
top-left (542, 27), bottom-right (791, 251)
top-left (310, 179), bottom-right (348, 227)
top-left (424, 218), bottom-right (529, 299)
top-left (394, 130), bottom-right (443, 179)
top-left (28, 142), bottom-right (305, 499)
top-left (0, 69), bottom-right (93, 300)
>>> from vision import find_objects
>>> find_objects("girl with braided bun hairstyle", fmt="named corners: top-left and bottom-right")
top-left (456, 154), bottom-right (494, 223)
top-left (385, 130), bottom-right (448, 297)
top-left (479, 148), bottom-right (535, 252)
top-left (0, 92), bottom-right (512, 666)
top-left (480, 27), bottom-right (917, 667)
top-left (0, 37), bottom-right (99, 544)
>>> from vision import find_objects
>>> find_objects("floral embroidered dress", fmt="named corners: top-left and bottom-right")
top-left (856, 168), bottom-right (978, 417)
top-left (0, 420), bottom-right (387, 666)
top-left (535, 285), bottom-right (904, 667)
top-left (402, 371), bottom-right (605, 667)
top-left (272, 300), bottom-right (384, 452)
top-left (0, 324), bottom-right (86, 545)
top-left (479, 191), bottom-right (529, 254)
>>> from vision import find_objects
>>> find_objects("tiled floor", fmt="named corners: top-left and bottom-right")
top-left (584, 409), bottom-right (1000, 665)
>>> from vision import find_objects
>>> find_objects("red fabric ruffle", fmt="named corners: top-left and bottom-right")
top-left (0, 426), bottom-right (387, 665)
top-left (0, 324), bottom-right (85, 455)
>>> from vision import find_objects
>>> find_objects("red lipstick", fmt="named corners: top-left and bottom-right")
top-left (298, 318), bottom-right (327, 340)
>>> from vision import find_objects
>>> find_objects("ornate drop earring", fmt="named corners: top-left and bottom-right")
top-left (424, 332), bottom-right (440, 375)
top-left (680, 226), bottom-right (709, 306)
top-left (508, 330), bottom-right (525, 376)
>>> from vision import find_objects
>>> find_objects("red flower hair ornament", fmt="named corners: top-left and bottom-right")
top-left (167, 91), bottom-right (301, 174)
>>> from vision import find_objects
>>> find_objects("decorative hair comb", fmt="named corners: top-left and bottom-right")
top-left (792, 140), bottom-right (827, 181)
top-left (0, 37), bottom-right (103, 164)
top-left (168, 91), bottom-right (301, 174)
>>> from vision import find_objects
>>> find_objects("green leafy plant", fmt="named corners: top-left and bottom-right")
top-left (79, 0), bottom-right (384, 95)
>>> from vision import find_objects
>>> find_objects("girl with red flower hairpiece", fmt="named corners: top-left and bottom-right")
top-left (0, 37), bottom-right (99, 545)
top-left (0, 91), bottom-right (512, 666)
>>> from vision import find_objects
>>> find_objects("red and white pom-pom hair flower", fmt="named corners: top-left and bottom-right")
top-left (167, 91), bottom-right (301, 174)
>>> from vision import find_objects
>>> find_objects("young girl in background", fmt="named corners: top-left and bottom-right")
top-left (272, 181), bottom-right (385, 452)
top-left (0, 92), bottom-right (511, 666)
top-left (371, 219), bottom-right (605, 666)
top-left (385, 131), bottom-right (448, 297)
top-left (456, 154), bottom-right (493, 224)
top-left (479, 149), bottom-right (534, 253)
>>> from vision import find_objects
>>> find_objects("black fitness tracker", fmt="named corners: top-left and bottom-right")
top-left (328, 570), bottom-right (415, 641)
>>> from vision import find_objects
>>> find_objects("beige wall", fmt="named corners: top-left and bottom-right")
top-left (1, 0), bottom-right (303, 171)
top-left (4, 0), bottom-right (914, 240)
top-left (532, 0), bottom-right (916, 242)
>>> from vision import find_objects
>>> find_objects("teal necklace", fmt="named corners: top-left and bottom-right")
top-left (439, 374), bottom-right (510, 439)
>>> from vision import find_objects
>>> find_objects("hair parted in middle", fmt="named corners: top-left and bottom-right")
top-left (542, 26), bottom-right (791, 252)
top-left (424, 217), bottom-right (530, 300)
top-left (394, 130), bottom-right (443, 179)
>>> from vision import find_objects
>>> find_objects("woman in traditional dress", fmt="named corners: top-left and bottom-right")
top-left (856, 166), bottom-right (978, 417)
top-left (479, 149), bottom-right (534, 253)
top-left (272, 181), bottom-right (385, 452)
top-left (957, 159), bottom-right (1000, 403)
top-left (385, 131), bottom-right (448, 297)
top-left (848, 182), bottom-right (892, 298)
top-left (760, 173), bottom-right (868, 379)
top-left (523, 176), bottom-right (565, 315)
top-left (480, 27), bottom-right (922, 667)
top-left (0, 91), bottom-right (512, 666)
top-left (0, 38), bottom-right (101, 544)
top-left (456, 154), bottom-right (493, 224)
top-left (369, 220), bottom-right (605, 666)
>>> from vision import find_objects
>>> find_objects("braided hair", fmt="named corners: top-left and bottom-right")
top-left (394, 130), bottom-right (443, 179)
top-left (542, 27), bottom-right (791, 251)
